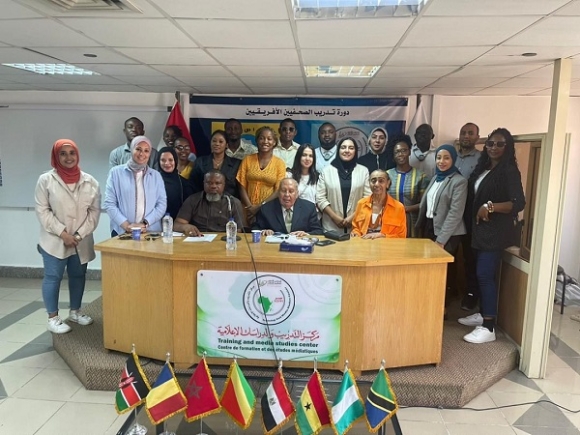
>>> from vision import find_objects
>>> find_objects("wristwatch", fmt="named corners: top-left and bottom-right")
top-left (73, 233), bottom-right (82, 242)
top-left (142, 219), bottom-right (149, 226)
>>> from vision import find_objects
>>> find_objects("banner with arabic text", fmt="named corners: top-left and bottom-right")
top-left (189, 96), bottom-right (408, 157)
top-left (197, 270), bottom-right (341, 362)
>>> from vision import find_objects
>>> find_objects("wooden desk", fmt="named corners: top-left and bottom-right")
top-left (96, 236), bottom-right (452, 373)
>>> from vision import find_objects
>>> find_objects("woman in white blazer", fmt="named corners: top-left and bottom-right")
top-left (316, 137), bottom-right (371, 233)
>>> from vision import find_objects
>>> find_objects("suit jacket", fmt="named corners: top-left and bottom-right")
top-left (253, 198), bottom-right (323, 235)
top-left (189, 154), bottom-right (241, 198)
top-left (416, 171), bottom-right (467, 245)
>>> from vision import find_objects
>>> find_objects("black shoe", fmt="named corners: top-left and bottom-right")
top-left (461, 293), bottom-right (478, 311)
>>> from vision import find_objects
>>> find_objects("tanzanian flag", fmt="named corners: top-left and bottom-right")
top-left (115, 352), bottom-right (151, 414)
top-left (295, 371), bottom-right (333, 435)
top-left (220, 360), bottom-right (256, 429)
top-left (365, 367), bottom-right (399, 433)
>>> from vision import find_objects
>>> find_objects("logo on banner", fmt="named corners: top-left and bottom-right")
top-left (336, 126), bottom-right (369, 156)
top-left (243, 274), bottom-right (295, 325)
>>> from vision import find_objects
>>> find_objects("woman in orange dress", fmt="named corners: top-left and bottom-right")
top-left (237, 126), bottom-right (286, 222)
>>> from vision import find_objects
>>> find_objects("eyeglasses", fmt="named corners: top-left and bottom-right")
top-left (394, 149), bottom-right (409, 155)
top-left (145, 233), bottom-right (160, 241)
top-left (281, 127), bottom-right (295, 132)
top-left (485, 140), bottom-right (507, 149)
top-left (175, 146), bottom-right (190, 151)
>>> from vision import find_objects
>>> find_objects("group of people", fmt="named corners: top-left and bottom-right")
top-left (35, 117), bottom-right (525, 347)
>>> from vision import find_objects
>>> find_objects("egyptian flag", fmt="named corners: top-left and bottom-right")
top-left (184, 358), bottom-right (221, 422)
top-left (115, 352), bottom-right (151, 414)
top-left (295, 371), bottom-right (333, 435)
top-left (166, 101), bottom-right (196, 154)
top-left (261, 369), bottom-right (295, 435)
top-left (220, 360), bottom-right (256, 429)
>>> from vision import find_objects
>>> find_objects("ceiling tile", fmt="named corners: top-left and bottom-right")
top-left (301, 48), bottom-right (391, 65)
top-left (178, 19), bottom-right (295, 49)
top-left (60, 18), bottom-right (195, 48)
top-left (306, 78), bottom-right (370, 88)
top-left (518, 66), bottom-right (556, 78)
top-left (138, 85), bottom-right (196, 93)
top-left (175, 77), bottom-right (246, 87)
top-left (34, 47), bottom-right (138, 64)
top-left (7, 73), bottom-right (65, 84)
top-left (114, 75), bottom-right (187, 86)
top-left (228, 66), bottom-right (303, 77)
top-left (17, 0), bottom-right (163, 17)
top-left (0, 19), bottom-right (98, 47)
top-left (450, 65), bottom-right (546, 78)
top-left (429, 77), bottom-right (509, 87)
top-left (0, 83), bottom-right (44, 90)
top-left (373, 66), bottom-right (458, 78)
top-left (474, 87), bottom-right (548, 95)
top-left (507, 17), bottom-right (580, 46)
top-left (1, 1), bottom-right (43, 18)
top-left (250, 87), bottom-right (307, 95)
top-left (297, 18), bottom-right (412, 49)
top-left (116, 48), bottom-right (217, 65)
top-left (33, 83), bottom-right (103, 91)
top-left (240, 77), bottom-right (305, 87)
top-left (0, 47), bottom-right (58, 64)
top-left (53, 75), bottom-right (127, 85)
top-left (208, 48), bottom-right (299, 66)
top-left (421, 87), bottom-right (483, 95)
top-left (403, 17), bottom-right (538, 47)
top-left (361, 87), bottom-right (421, 95)
top-left (494, 77), bottom-right (555, 88)
top-left (424, 0), bottom-right (569, 16)
top-left (77, 64), bottom-right (165, 76)
top-left (471, 45), bottom-right (580, 66)
top-left (85, 84), bottom-right (152, 92)
top-left (306, 87), bottom-right (364, 96)
top-left (153, 0), bottom-right (288, 19)
top-left (193, 87), bottom-right (253, 95)
top-left (368, 77), bottom-right (439, 87)
top-left (529, 88), bottom-right (555, 95)
top-left (153, 65), bottom-right (232, 77)
top-left (387, 47), bottom-right (492, 66)
top-left (554, 1), bottom-right (580, 16)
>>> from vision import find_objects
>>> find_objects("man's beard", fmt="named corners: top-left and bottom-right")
top-left (206, 193), bottom-right (222, 202)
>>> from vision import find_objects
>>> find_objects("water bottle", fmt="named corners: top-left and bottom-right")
top-left (226, 218), bottom-right (237, 251)
top-left (162, 213), bottom-right (173, 244)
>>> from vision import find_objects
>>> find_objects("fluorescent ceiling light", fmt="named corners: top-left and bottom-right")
top-left (293, 0), bottom-right (429, 19)
top-left (305, 65), bottom-right (380, 78)
top-left (2, 63), bottom-right (100, 76)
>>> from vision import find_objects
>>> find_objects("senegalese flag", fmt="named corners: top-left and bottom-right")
top-left (115, 351), bottom-right (151, 414)
top-left (332, 369), bottom-right (365, 435)
top-left (184, 358), bottom-right (221, 422)
top-left (145, 362), bottom-right (187, 425)
top-left (365, 367), bottom-right (399, 433)
top-left (220, 360), bottom-right (256, 429)
top-left (295, 371), bottom-right (333, 435)
top-left (261, 369), bottom-right (295, 435)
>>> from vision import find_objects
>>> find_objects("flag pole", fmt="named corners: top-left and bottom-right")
top-left (196, 352), bottom-right (208, 435)
top-left (124, 344), bottom-right (148, 435)
top-left (159, 353), bottom-right (176, 435)
top-left (382, 359), bottom-right (404, 435)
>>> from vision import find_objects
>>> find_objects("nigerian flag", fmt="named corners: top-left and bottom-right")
top-left (331, 369), bottom-right (364, 435)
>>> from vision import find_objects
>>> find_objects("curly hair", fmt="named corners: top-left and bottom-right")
top-left (470, 127), bottom-right (518, 181)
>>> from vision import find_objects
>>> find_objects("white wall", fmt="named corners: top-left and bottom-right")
top-left (432, 95), bottom-right (580, 278)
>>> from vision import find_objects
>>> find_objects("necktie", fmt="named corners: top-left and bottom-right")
top-left (285, 208), bottom-right (292, 233)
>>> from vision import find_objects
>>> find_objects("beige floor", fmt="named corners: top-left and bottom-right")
top-left (0, 277), bottom-right (579, 435)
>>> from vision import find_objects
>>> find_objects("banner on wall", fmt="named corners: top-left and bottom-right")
top-left (189, 96), bottom-right (408, 156)
top-left (197, 270), bottom-right (342, 362)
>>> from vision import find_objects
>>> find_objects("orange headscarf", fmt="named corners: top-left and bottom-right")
top-left (51, 139), bottom-right (81, 184)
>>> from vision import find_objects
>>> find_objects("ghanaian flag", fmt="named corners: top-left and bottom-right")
top-left (295, 371), bottom-right (333, 435)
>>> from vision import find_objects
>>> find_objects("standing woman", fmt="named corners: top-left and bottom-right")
top-left (105, 135), bottom-right (167, 236)
top-left (287, 144), bottom-right (319, 205)
top-left (237, 126), bottom-right (286, 221)
top-left (317, 137), bottom-right (371, 233)
top-left (387, 134), bottom-right (429, 237)
top-left (157, 146), bottom-right (191, 220)
top-left (190, 130), bottom-right (240, 198)
top-left (358, 127), bottom-right (394, 173)
top-left (460, 128), bottom-right (525, 344)
top-left (35, 139), bottom-right (101, 334)
top-left (174, 137), bottom-right (195, 180)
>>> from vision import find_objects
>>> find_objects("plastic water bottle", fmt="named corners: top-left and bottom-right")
top-left (226, 218), bottom-right (237, 251)
top-left (162, 213), bottom-right (173, 244)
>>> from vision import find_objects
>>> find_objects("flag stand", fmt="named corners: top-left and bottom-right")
top-left (195, 417), bottom-right (207, 435)
top-left (124, 407), bottom-right (147, 435)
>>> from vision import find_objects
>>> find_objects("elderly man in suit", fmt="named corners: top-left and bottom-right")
top-left (253, 178), bottom-right (323, 237)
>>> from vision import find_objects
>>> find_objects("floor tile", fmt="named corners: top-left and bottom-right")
top-left (69, 387), bottom-right (116, 404)
top-left (488, 390), bottom-right (544, 424)
top-left (13, 368), bottom-right (82, 401)
top-left (512, 394), bottom-right (575, 428)
top-left (440, 392), bottom-right (510, 425)
top-left (398, 406), bottom-right (444, 422)
top-left (35, 402), bottom-right (120, 435)
top-left (0, 397), bottom-right (64, 435)
top-left (545, 392), bottom-right (580, 429)
top-left (399, 420), bottom-right (448, 434)
top-left (1, 288), bottom-right (42, 302)
top-left (0, 344), bottom-right (58, 368)
top-left (0, 365), bottom-right (43, 396)
top-left (0, 278), bottom-right (43, 289)
top-left (0, 322), bottom-right (48, 343)
top-left (446, 423), bottom-right (517, 435)
top-left (534, 367), bottom-right (580, 394)
top-left (0, 299), bottom-right (32, 314)
top-left (0, 287), bottom-right (19, 299)
top-left (514, 426), bottom-right (580, 434)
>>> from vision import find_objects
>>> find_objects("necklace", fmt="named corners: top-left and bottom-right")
top-left (213, 157), bottom-right (224, 170)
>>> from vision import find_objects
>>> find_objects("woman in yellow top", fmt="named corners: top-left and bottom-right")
top-left (174, 137), bottom-right (195, 180)
top-left (237, 126), bottom-right (286, 221)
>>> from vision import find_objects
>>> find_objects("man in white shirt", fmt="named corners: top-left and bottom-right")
top-left (409, 123), bottom-right (436, 178)
top-left (224, 118), bottom-right (257, 160)
top-left (109, 117), bottom-right (158, 169)
top-left (274, 118), bottom-right (300, 169)
top-left (315, 122), bottom-right (337, 173)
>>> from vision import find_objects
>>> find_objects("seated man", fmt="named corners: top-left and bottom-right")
top-left (253, 178), bottom-right (323, 237)
top-left (174, 170), bottom-right (244, 236)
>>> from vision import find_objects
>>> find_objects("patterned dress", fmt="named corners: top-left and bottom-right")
top-left (236, 154), bottom-right (286, 205)
top-left (387, 167), bottom-right (429, 238)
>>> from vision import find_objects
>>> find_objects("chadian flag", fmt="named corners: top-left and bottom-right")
top-left (295, 371), bottom-right (333, 435)
top-left (365, 367), bottom-right (399, 433)
top-left (332, 369), bottom-right (365, 435)
top-left (166, 101), bottom-right (196, 154)
top-left (115, 352), bottom-right (151, 414)
top-left (145, 362), bottom-right (187, 425)
top-left (184, 358), bottom-right (221, 422)
top-left (261, 369), bottom-right (295, 435)
top-left (220, 360), bottom-right (256, 429)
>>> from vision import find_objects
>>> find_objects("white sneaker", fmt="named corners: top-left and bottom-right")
top-left (463, 326), bottom-right (496, 344)
top-left (68, 310), bottom-right (93, 326)
top-left (47, 316), bottom-right (72, 334)
top-left (458, 312), bottom-right (484, 326)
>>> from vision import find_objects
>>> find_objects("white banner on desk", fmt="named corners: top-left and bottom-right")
top-left (197, 271), bottom-right (342, 362)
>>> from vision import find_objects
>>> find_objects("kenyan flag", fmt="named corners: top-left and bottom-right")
top-left (115, 352), bottom-right (151, 414)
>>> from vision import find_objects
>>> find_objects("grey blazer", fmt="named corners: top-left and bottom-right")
top-left (416, 172), bottom-right (467, 245)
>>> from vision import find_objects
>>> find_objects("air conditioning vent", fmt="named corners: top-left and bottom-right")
top-left (44, 0), bottom-right (142, 12)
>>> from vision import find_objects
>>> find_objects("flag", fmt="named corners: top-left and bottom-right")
top-left (220, 360), bottom-right (256, 429)
top-left (332, 369), bottom-right (365, 435)
top-left (261, 369), bottom-right (295, 435)
top-left (115, 352), bottom-right (151, 414)
top-left (184, 358), bottom-right (221, 422)
top-left (365, 368), bottom-right (399, 433)
top-left (166, 101), bottom-right (196, 154)
top-left (145, 362), bottom-right (187, 425)
top-left (295, 371), bottom-right (333, 435)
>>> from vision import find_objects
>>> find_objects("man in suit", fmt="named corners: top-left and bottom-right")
top-left (253, 178), bottom-right (323, 237)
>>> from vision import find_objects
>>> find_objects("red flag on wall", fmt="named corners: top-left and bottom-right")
top-left (166, 101), bottom-right (196, 154)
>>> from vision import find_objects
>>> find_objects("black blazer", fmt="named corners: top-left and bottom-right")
top-left (253, 198), bottom-right (323, 235)
top-left (189, 155), bottom-right (241, 198)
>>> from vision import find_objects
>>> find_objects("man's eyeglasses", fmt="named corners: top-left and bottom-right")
top-left (394, 149), bottom-right (409, 155)
top-left (485, 140), bottom-right (507, 149)
top-left (281, 127), bottom-right (296, 132)
top-left (145, 233), bottom-right (160, 241)
top-left (175, 146), bottom-right (190, 151)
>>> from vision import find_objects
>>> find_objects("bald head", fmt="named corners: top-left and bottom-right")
top-left (278, 178), bottom-right (299, 209)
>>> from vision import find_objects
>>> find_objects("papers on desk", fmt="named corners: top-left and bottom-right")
top-left (183, 234), bottom-right (218, 243)
top-left (265, 235), bottom-right (288, 244)
top-left (173, 231), bottom-right (184, 237)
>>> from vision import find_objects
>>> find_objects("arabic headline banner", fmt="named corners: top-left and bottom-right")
top-left (197, 270), bottom-right (342, 363)
top-left (189, 96), bottom-right (408, 157)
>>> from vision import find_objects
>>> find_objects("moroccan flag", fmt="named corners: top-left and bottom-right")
top-left (145, 362), bottom-right (187, 425)
top-left (295, 371), bottom-right (333, 435)
top-left (115, 352), bottom-right (151, 414)
top-left (166, 101), bottom-right (196, 154)
top-left (332, 369), bottom-right (365, 435)
top-left (261, 369), bottom-right (295, 435)
top-left (220, 360), bottom-right (256, 429)
top-left (184, 359), bottom-right (221, 422)
top-left (365, 368), bottom-right (399, 433)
